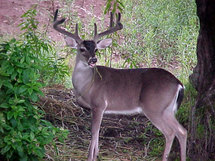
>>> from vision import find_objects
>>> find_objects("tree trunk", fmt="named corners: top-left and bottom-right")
top-left (189, 0), bottom-right (215, 160)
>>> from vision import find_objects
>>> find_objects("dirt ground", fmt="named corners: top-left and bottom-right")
top-left (0, 0), bottom-right (107, 41)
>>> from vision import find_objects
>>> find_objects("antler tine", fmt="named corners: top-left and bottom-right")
top-left (75, 23), bottom-right (79, 36)
top-left (116, 12), bottom-right (121, 24)
top-left (94, 12), bottom-right (123, 42)
top-left (110, 12), bottom-right (114, 28)
top-left (54, 9), bottom-right (59, 22)
top-left (94, 23), bottom-right (98, 37)
top-left (53, 9), bottom-right (82, 44)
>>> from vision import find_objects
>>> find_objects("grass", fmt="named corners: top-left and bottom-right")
top-left (61, 0), bottom-right (198, 76)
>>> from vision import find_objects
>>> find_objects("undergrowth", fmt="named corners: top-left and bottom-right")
top-left (0, 6), bottom-right (68, 161)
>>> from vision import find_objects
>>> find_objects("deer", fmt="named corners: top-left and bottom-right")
top-left (53, 9), bottom-right (187, 161)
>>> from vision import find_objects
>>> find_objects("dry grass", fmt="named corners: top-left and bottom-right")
top-left (37, 85), bottom-right (161, 161)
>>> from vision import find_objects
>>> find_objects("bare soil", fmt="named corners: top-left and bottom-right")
top-left (0, 0), bottom-right (107, 41)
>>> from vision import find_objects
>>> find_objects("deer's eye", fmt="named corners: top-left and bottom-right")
top-left (80, 48), bottom-right (86, 52)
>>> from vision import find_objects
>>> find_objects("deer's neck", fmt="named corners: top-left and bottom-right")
top-left (72, 56), bottom-right (94, 95)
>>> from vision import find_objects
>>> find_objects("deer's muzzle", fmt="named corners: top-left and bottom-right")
top-left (88, 57), bottom-right (97, 67)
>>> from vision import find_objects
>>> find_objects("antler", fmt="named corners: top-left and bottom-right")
top-left (53, 9), bottom-right (82, 44)
top-left (94, 12), bottom-right (123, 42)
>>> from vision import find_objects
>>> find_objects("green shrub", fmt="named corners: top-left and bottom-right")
top-left (0, 6), bottom-right (68, 161)
top-left (19, 5), bottom-right (69, 85)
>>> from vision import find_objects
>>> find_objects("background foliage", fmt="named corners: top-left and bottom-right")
top-left (105, 0), bottom-right (198, 78)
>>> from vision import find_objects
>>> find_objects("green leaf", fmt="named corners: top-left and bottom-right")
top-left (112, 2), bottom-right (117, 14)
top-left (3, 81), bottom-right (13, 89)
top-left (1, 145), bottom-right (11, 154)
top-left (117, 5), bottom-right (123, 12)
top-left (0, 103), bottom-right (9, 108)
top-left (0, 80), bottom-right (2, 88)
top-left (11, 71), bottom-right (17, 80)
top-left (104, 0), bottom-right (112, 14)
top-left (0, 112), bottom-right (6, 124)
top-left (20, 156), bottom-right (28, 161)
top-left (7, 111), bottom-right (14, 120)
top-left (20, 57), bottom-right (25, 63)
top-left (17, 100), bottom-right (25, 104)
top-left (22, 69), bottom-right (30, 84)
top-left (17, 120), bottom-right (23, 131)
top-left (30, 93), bottom-right (38, 102)
top-left (37, 90), bottom-right (44, 96)
top-left (19, 86), bottom-right (27, 94)
top-left (25, 55), bottom-right (31, 64)
top-left (7, 66), bottom-right (14, 75)
top-left (30, 132), bottom-right (35, 141)
top-left (28, 88), bottom-right (33, 95)
top-left (116, 0), bottom-right (125, 9)
top-left (10, 118), bottom-right (17, 128)
top-left (22, 134), bottom-right (30, 142)
top-left (17, 145), bottom-right (25, 158)
top-left (0, 71), bottom-right (9, 77)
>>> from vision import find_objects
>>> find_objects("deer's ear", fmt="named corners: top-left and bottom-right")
top-left (65, 36), bottom-right (78, 49)
top-left (97, 38), bottom-right (112, 49)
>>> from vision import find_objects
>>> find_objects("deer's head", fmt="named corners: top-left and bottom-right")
top-left (53, 9), bottom-right (123, 67)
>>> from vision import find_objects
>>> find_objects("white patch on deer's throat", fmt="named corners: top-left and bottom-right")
top-left (76, 61), bottom-right (88, 69)
top-left (72, 61), bottom-right (93, 93)
top-left (104, 107), bottom-right (143, 115)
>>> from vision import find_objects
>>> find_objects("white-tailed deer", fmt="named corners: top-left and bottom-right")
top-left (53, 9), bottom-right (187, 161)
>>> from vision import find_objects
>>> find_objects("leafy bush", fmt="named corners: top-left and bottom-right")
top-left (19, 6), bottom-right (69, 85)
top-left (104, 0), bottom-right (124, 14)
top-left (0, 6), bottom-right (68, 161)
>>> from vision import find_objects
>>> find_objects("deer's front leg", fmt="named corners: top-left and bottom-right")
top-left (87, 108), bottom-right (104, 161)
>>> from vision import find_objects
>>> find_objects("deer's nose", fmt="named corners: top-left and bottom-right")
top-left (91, 57), bottom-right (97, 63)
top-left (88, 57), bottom-right (97, 67)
